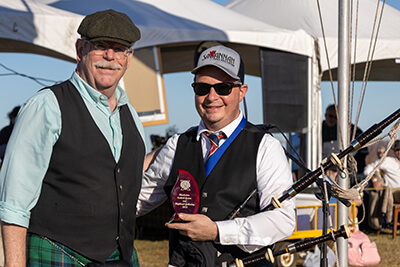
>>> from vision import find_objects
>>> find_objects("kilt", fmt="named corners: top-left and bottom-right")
top-left (27, 233), bottom-right (140, 267)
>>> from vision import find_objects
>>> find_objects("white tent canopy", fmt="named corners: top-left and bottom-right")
top-left (0, 0), bottom-right (82, 62)
top-left (1, 0), bottom-right (314, 72)
top-left (226, 0), bottom-right (400, 81)
top-left (1, 0), bottom-right (318, 127)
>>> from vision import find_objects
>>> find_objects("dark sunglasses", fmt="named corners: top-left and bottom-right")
top-left (191, 82), bottom-right (242, 96)
top-left (327, 114), bottom-right (337, 119)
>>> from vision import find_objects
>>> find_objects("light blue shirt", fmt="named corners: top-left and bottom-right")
top-left (0, 72), bottom-right (146, 228)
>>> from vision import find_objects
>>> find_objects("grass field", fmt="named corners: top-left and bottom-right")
top-left (136, 239), bottom-right (169, 267)
top-left (365, 228), bottom-right (400, 267)
top-left (135, 228), bottom-right (400, 267)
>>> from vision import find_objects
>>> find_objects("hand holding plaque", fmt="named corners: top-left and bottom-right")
top-left (169, 169), bottom-right (200, 222)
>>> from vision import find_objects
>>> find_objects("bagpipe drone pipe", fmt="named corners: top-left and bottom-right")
top-left (228, 225), bottom-right (350, 267)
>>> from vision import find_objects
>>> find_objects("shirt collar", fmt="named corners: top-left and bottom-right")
top-left (196, 110), bottom-right (244, 141)
top-left (69, 72), bottom-right (130, 108)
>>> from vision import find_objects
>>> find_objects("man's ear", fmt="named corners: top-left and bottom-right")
top-left (126, 50), bottom-right (134, 68)
top-left (239, 84), bottom-right (248, 102)
top-left (76, 39), bottom-right (85, 61)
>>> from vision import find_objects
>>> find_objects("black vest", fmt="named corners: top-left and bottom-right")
top-left (29, 81), bottom-right (145, 262)
top-left (164, 122), bottom-right (265, 263)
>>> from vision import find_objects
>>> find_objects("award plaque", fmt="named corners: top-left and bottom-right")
top-left (169, 169), bottom-right (200, 222)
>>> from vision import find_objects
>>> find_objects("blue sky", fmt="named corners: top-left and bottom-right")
top-left (0, 0), bottom-right (399, 152)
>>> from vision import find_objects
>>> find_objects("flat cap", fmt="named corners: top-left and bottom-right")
top-left (78, 9), bottom-right (140, 47)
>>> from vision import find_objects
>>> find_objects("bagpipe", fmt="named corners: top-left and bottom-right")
top-left (224, 107), bottom-right (400, 266)
top-left (263, 107), bottom-right (400, 212)
top-left (229, 225), bottom-right (350, 267)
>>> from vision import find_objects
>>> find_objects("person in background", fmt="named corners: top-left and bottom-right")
top-left (138, 45), bottom-right (295, 266)
top-left (377, 145), bottom-right (386, 160)
top-left (0, 106), bottom-right (20, 162)
top-left (322, 104), bottom-right (339, 160)
top-left (322, 104), bottom-right (367, 179)
top-left (364, 141), bottom-right (400, 203)
top-left (0, 9), bottom-right (145, 266)
top-left (363, 141), bottom-right (400, 232)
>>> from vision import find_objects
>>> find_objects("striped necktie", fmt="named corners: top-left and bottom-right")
top-left (204, 131), bottom-right (226, 162)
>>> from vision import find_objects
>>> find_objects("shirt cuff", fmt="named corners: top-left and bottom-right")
top-left (0, 202), bottom-right (30, 228)
top-left (216, 220), bottom-right (238, 245)
top-left (216, 220), bottom-right (266, 253)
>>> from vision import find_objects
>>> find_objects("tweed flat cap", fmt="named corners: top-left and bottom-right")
top-left (78, 9), bottom-right (140, 47)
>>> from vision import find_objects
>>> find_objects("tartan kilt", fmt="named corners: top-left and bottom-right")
top-left (27, 233), bottom-right (140, 267)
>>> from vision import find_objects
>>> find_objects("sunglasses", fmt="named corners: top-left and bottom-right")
top-left (191, 82), bottom-right (242, 96)
top-left (327, 114), bottom-right (337, 119)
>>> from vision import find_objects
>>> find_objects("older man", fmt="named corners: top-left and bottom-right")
top-left (138, 45), bottom-right (295, 266)
top-left (0, 9), bottom-right (145, 266)
top-left (364, 140), bottom-right (400, 231)
top-left (364, 140), bottom-right (400, 203)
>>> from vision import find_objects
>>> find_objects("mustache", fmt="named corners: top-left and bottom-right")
top-left (94, 60), bottom-right (123, 70)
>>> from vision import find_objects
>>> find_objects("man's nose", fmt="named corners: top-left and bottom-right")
top-left (104, 48), bottom-right (116, 59)
top-left (206, 87), bottom-right (219, 100)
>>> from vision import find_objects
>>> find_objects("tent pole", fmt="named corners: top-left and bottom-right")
top-left (337, 0), bottom-right (350, 266)
top-left (307, 56), bottom-right (312, 170)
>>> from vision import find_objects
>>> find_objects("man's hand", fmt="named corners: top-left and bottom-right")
top-left (372, 177), bottom-right (384, 192)
top-left (1, 222), bottom-right (27, 267)
top-left (165, 213), bottom-right (218, 242)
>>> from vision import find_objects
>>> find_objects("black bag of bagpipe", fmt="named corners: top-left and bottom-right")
top-left (169, 237), bottom-right (273, 267)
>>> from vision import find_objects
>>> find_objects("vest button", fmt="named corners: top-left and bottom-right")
top-left (202, 192), bottom-right (208, 198)
top-left (120, 218), bottom-right (124, 223)
top-left (119, 185), bottom-right (123, 190)
top-left (116, 168), bottom-right (121, 174)
top-left (201, 207), bottom-right (208, 213)
top-left (120, 201), bottom-right (124, 207)
top-left (116, 236), bottom-right (120, 241)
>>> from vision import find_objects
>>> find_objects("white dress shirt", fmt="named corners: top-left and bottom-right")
top-left (137, 112), bottom-right (296, 253)
top-left (364, 156), bottom-right (400, 189)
